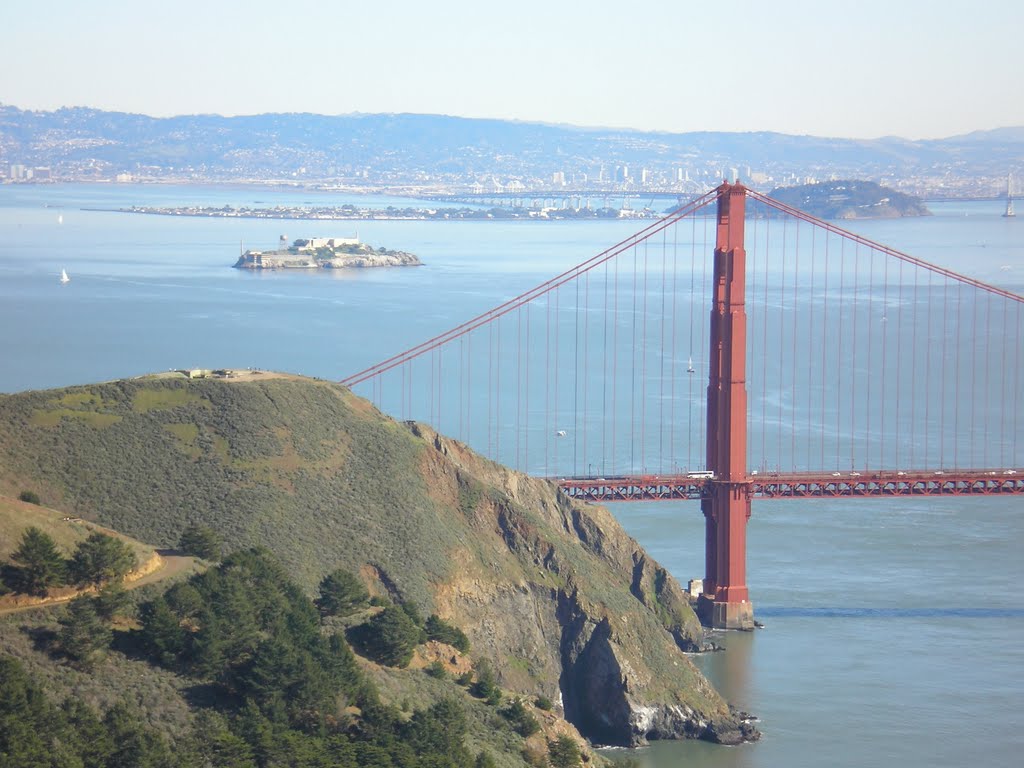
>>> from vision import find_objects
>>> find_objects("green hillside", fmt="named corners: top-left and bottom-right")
top-left (0, 373), bottom-right (755, 748)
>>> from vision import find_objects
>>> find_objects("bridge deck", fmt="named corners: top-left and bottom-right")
top-left (556, 470), bottom-right (1024, 502)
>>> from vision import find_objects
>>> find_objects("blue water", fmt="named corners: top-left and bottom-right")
top-left (1, 184), bottom-right (1022, 767)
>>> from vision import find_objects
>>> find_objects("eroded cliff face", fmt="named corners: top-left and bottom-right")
top-left (413, 424), bottom-right (757, 747)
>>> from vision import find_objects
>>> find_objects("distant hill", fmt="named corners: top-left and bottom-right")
top-left (766, 180), bottom-right (930, 219)
top-left (0, 372), bottom-right (755, 747)
top-left (1, 105), bottom-right (1022, 186)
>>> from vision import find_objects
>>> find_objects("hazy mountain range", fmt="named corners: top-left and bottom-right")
top-left (1, 105), bottom-right (1022, 190)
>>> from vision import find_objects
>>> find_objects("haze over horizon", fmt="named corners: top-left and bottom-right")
top-left (3, 0), bottom-right (1022, 142)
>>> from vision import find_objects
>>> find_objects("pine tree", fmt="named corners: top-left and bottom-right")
top-left (138, 595), bottom-right (186, 666)
top-left (193, 710), bottom-right (256, 768)
top-left (315, 569), bottom-right (368, 616)
top-left (69, 532), bottom-right (137, 587)
top-left (0, 656), bottom-right (61, 766)
top-left (362, 605), bottom-right (422, 667)
top-left (93, 582), bottom-right (130, 621)
top-left (58, 595), bottom-right (112, 667)
top-left (10, 526), bottom-right (67, 595)
top-left (548, 735), bottom-right (582, 768)
top-left (178, 524), bottom-right (222, 561)
top-left (61, 698), bottom-right (115, 768)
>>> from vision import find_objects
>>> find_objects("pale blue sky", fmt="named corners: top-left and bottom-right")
top-left (2, 0), bottom-right (1021, 139)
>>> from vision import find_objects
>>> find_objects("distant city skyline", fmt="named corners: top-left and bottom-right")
top-left (2, 0), bottom-right (1022, 140)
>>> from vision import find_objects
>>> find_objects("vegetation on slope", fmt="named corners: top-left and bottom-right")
top-left (2, 549), bottom-right (580, 767)
top-left (0, 374), bottom-right (746, 747)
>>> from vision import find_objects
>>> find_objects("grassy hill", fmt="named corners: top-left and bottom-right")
top-left (0, 373), bottom-right (754, 747)
top-left (0, 495), bottom-right (153, 566)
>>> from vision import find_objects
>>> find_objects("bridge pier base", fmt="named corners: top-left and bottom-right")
top-left (697, 594), bottom-right (754, 630)
top-left (699, 482), bottom-right (755, 630)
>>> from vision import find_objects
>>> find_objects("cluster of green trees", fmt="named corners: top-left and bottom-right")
top-left (127, 549), bottom-right (507, 766)
top-left (1, 546), bottom-right (584, 767)
top-left (0, 656), bottom-right (181, 768)
top-left (0, 526), bottom-right (137, 596)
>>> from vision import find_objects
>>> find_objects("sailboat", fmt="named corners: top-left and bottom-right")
top-left (687, 356), bottom-right (695, 373)
top-left (1004, 173), bottom-right (1016, 218)
top-left (60, 268), bottom-right (70, 284)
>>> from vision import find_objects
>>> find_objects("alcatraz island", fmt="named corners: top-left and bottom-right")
top-left (234, 235), bottom-right (421, 270)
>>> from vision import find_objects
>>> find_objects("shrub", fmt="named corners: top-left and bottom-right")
top-left (500, 698), bottom-right (540, 737)
top-left (18, 490), bottom-right (41, 505)
top-left (425, 614), bottom-right (470, 653)
top-left (534, 695), bottom-right (554, 711)
top-left (471, 659), bottom-right (501, 705)
top-left (425, 660), bottom-right (447, 679)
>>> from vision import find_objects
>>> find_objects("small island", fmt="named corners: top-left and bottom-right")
top-left (234, 236), bottom-right (421, 270)
top-left (766, 180), bottom-right (930, 219)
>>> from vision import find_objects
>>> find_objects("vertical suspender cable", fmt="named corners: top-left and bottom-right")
top-left (821, 227), bottom-right (829, 468)
top-left (984, 293), bottom-right (992, 467)
top-left (838, 237), bottom-right (845, 467)
top-left (924, 270), bottom-right (932, 468)
top-left (641, 239), bottom-right (649, 472)
top-left (601, 261), bottom-right (609, 473)
top-left (763, 214), bottom-right (771, 470)
top-left (940, 277), bottom-right (948, 468)
top-left (866, 244), bottom-right (874, 467)
top-left (779, 216), bottom-right (786, 470)
top-left (895, 257), bottom-right (903, 469)
top-left (851, 241), bottom-right (859, 469)
top-left (525, 304), bottom-right (530, 472)
top-left (553, 288), bottom-right (558, 474)
top-left (612, 252), bottom-right (618, 471)
top-left (791, 219), bottom-right (800, 470)
top-left (660, 229), bottom-right (668, 473)
top-left (670, 218), bottom-right (679, 473)
top-left (631, 244), bottom-right (638, 470)
top-left (583, 270), bottom-right (589, 475)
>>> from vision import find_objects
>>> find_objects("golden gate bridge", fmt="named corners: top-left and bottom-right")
top-left (342, 183), bottom-right (1023, 629)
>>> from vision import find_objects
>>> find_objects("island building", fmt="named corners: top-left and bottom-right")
top-left (295, 236), bottom-right (360, 250)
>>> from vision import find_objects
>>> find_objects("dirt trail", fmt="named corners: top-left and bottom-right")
top-left (0, 551), bottom-right (200, 616)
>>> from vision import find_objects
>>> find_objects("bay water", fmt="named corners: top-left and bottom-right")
top-left (0, 184), bottom-right (1021, 766)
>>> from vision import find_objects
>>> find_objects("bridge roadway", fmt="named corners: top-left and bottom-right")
top-left (556, 469), bottom-right (1024, 502)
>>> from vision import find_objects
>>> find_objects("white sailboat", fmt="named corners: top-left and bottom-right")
top-left (60, 268), bottom-right (70, 284)
top-left (687, 356), bottom-right (695, 373)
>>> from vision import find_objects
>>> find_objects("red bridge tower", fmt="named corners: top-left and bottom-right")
top-left (700, 182), bottom-right (755, 629)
